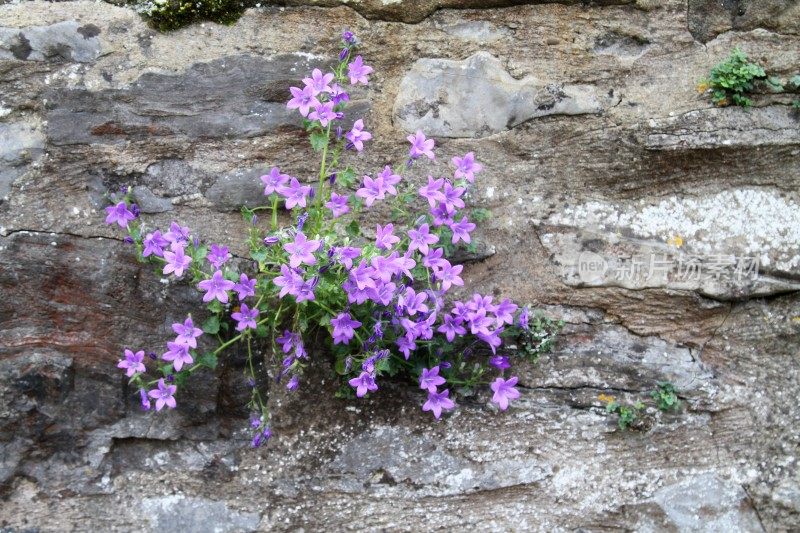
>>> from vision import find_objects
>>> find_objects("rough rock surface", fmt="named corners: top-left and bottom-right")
top-left (0, 0), bottom-right (799, 531)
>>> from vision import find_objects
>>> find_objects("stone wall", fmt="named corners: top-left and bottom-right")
top-left (1, 0), bottom-right (799, 530)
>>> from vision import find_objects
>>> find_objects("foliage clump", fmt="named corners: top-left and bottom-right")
top-left (700, 48), bottom-right (768, 107)
top-left (598, 381), bottom-right (682, 431)
top-left (131, 0), bottom-right (255, 31)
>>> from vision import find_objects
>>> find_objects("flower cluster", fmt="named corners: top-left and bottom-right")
top-left (106, 31), bottom-right (559, 447)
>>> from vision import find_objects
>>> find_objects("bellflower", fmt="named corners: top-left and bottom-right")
top-left (207, 244), bottom-right (231, 269)
top-left (449, 216), bottom-right (476, 244)
top-left (419, 366), bottom-right (446, 393)
top-left (142, 230), bottom-right (169, 258)
top-left (375, 223), bottom-right (400, 250)
top-left (273, 265), bottom-right (305, 299)
top-left (408, 224), bottom-right (439, 255)
top-left (494, 299), bottom-right (518, 326)
top-left (139, 388), bottom-right (151, 411)
top-left (377, 165), bottom-right (401, 194)
top-left (163, 244), bottom-right (192, 278)
top-left (261, 167), bottom-right (290, 196)
top-left (172, 317), bottom-right (203, 348)
top-left (431, 203), bottom-right (455, 227)
top-left (325, 192), bottom-right (350, 218)
top-left (422, 389), bottom-right (455, 419)
top-left (489, 355), bottom-right (511, 370)
top-left (398, 287), bottom-right (429, 316)
top-left (283, 232), bottom-right (321, 268)
top-left (162, 341), bottom-right (194, 371)
top-left (164, 222), bottom-right (191, 245)
top-left (407, 130), bottom-right (435, 160)
top-left (355, 175), bottom-right (386, 207)
top-left (347, 55), bottom-right (373, 85)
top-left (518, 306), bottom-right (530, 330)
top-left (308, 102), bottom-right (337, 127)
top-left (490, 376), bottom-right (520, 410)
top-left (287, 85), bottom-right (320, 117)
top-left (117, 349), bottom-right (146, 377)
top-left (437, 314), bottom-right (466, 342)
top-left (198, 270), bottom-right (236, 303)
top-left (104, 201), bottom-right (136, 228)
top-left (441, 181), bottom-right (466, 211)
top-left (277, 177), bottom-right (313, 209)
top-left (232, 303), bottom-right (259, 331)
top-left (452, 152), bottom-right (483, 182)
top-left (435, 262), bottom-right (464, 291)
top-left (148, 378), bottom-right (177, 411)
top-left (329, 83), bottom-right (349, 105)
top-left (349, 371), bottom-right (378, 397)
top-left (419, 176), bottom-right (446, 207)
top-left (234, 273), bottom-right (257, 300)
top-left (330, 312), bottom-right (362, 345)
top-left (345, 119), bottom-right (372, 152)
top-left (303, 68), bottom-right (335, 96)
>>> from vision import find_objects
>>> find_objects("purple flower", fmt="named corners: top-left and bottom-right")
top-left (418, 176), bottom-right (446, 207)
top-left (407, 130), bottom-right (435, 160)
top-left (494, 298), bottom-right (518, 326)
top-left (422, 247), bottom-right (447, 271)
top-left (422, 389), bottom-right (455, 419)
top-left (419, 366), bottom-right (446, 393)
top-left (231, 303), bottom-right (259, 331)
top-left (164, 222), bottom-right (191, 245)
top-left (287, 85), bottom-right (320, 117)
top-left (398, 287), bottom-right (429, 316)
top-left (435, 262), bottom-right (464, 291)
top-left (347, 55), bottom-right (373, 85)
top-left (172, 317), bottom-right (203, 348)
top-left (396, 336), bottom-right (417, 359)
top-left (345, 119), bottom-right (372, 152)
top-left (198, 270), bottom-right (236, 303)
top-left (273, 265), bottom-right (304, 298)
top-left (449, 216), bottom-right (476, 244)
top-left (336, 246), bottom-right (362, 270)
top-left (303, 68), bottom-right (335, 96)
top-left (263, 235), bottom-right (280, 246)
top-left (452, 152), bottom-right (483, 183)
top-left (276, 330), bottom-right (297, 353)
top-left (162, 341), bottom-right (194, 371)
top-left (441, 181), bottom-right (465, 211)
top-left (348, 371), bottom-right (378, 397)
top-left (163, 244), bottom-right (192, 278)
top-left (104, 201), bottom-right (136, 228)
top-left (139, 388), bottom-right (151, 411)
top-left (437, 314), bottom-right (466, 342)
top-left (355, 175), bottom-right (386, 207)
top-left (342, 30), bottom-right (356, 44)
top-left (148, 379), bottom-right (176, 411)
top-left (489, 355), bottom-right (511, 370)
top-left (207, 244), bottom-right (231, 269)
top-left (283, 231), bottom-right (321, 268)
top-left (325, 192), bottom-right (350, 218)
top-left (431, 203), bottom-right (455, 227)
top-left (117, 348), bottom-right (146, 377)
top-left (408, 223), bottom-right (439, 255)
top-left (308, 102), bottom-right (337, 127)
top-left (260, 167), bottom-right (290, 196)
top-left (490, 376), bottom-right (520, 411)
top-left (377, 165), bottom-right (401, 193)
top-left (478, 328), bottom-right (504, 354)
top-left (142, 230), bottom-right (169, 258)
top-left (330, 312), bottom-right (362, 345)
top-left (234, 273), bottom-right (257, 301)
top-left (329, 83), bottom-right (349, 105)
top-left (286, 375), bottom-right (300, 391)
top-left (518, 306), bottom-right (530, 330)
top-left (277, 177), bottom-right (313, 210)
top-left (375, 223), bottom-right (400, 250)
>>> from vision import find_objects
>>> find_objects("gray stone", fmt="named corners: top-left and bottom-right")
top-left (393, 52), bottom-right (605, 138)
top-left (206, 166), bottom-right (270, 212)
top-left (0, 21), bottom-right (101, 62)
top-left (653, 473), bottom-right (764, 531)
top-left (131, 185), bottom-right (173, 214)
top-left (45, 54), bottom-right (323, 145)
top-left (646, 107), bottom-right (800, 151)
top-left (142, 495), bottom-right (260, 533)
top-left (0, 119), bottom-right (44, 199)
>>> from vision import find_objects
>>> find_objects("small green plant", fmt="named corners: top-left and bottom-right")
top-left (600, 395), bottom-right (645, 430)
top-left (651, 381), bottom-right (681, 411)
top-left (520, 312), bottom-right (563, 363)
top-left (700, 48), bottom-right (767, 107)
top-left (130, 0), bottom-right (255, 31)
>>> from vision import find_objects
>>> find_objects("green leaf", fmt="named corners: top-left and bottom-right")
top-left (251, 249), bottom-right (268, 263)
top-left (199, 352), bottom-right (218, 369)
top-left (338, 168), bottom-right (357, 188)
top-left (766, 76), bottom-right (784, 92)
top-left (472, 208), bottom-right (492, 222)
top-left (255, 324), bottom-right (269, 338)
top-left (310, 131), bottom-right (329, 152)
top-left (202, 316), bottom-right (220, 334)
top-left (346, 219), bottom-right (361, 238)
top-left (207, 300), bottom-right (223, 314)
